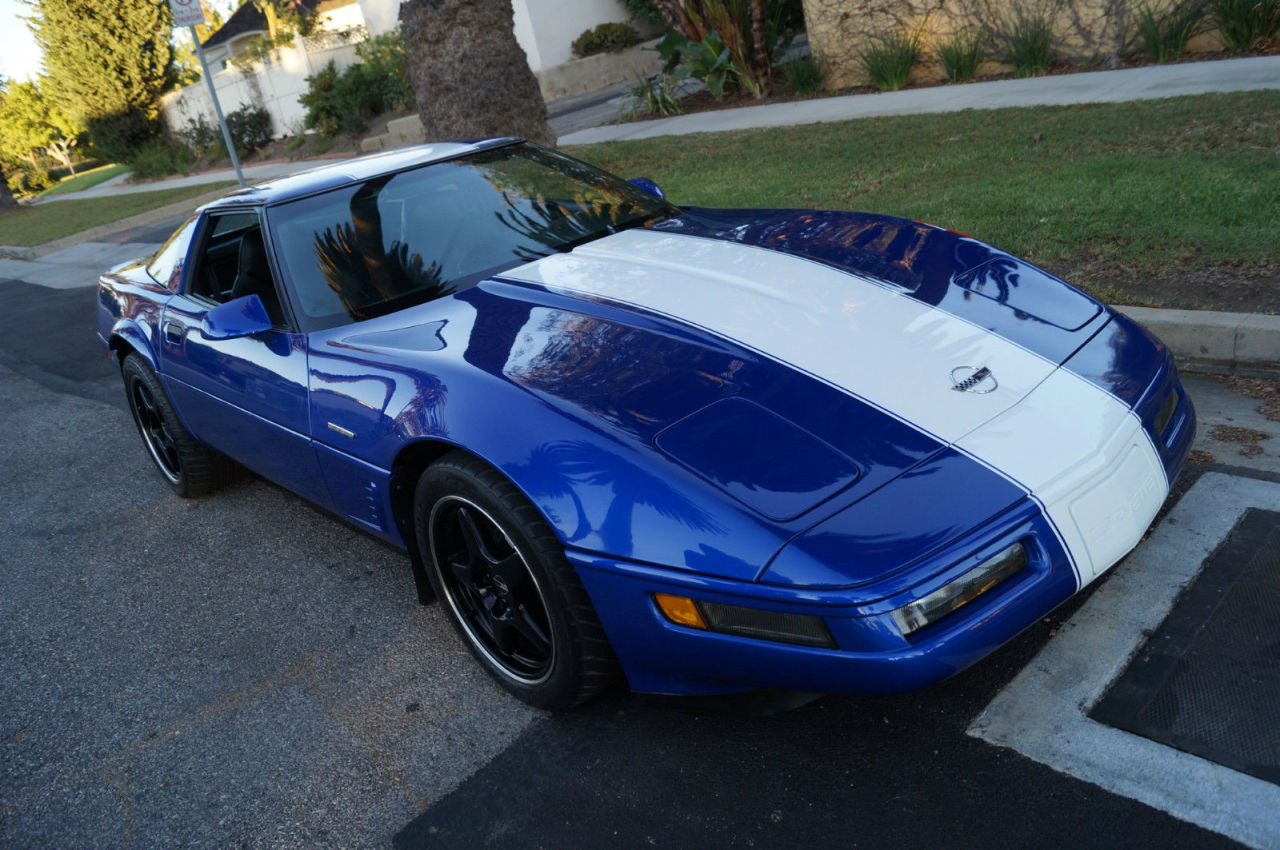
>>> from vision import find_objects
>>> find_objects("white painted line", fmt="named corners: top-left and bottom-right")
top-left (968, 472), bottom-right (1280, 849)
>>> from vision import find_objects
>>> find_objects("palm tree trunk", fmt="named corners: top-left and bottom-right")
top-left (400, 0), bottom-right (554, 147)
top-left (751, 0), bottom-right (767, 78)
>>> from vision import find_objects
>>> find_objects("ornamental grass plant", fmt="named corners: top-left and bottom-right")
top-left (1137, 0), bottom-right (1211, 59)
top-left (936, 31), bottom-right (987, 82)
top-left (858, 23), bottom-right (925, 91)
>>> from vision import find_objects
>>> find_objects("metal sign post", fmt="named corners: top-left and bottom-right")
top-left (169, 0), bottom-right (246, 187)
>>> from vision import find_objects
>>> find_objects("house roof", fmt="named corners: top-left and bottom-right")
top-left (201, 0), bottom-right (357, 49)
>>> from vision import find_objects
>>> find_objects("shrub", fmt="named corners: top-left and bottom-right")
top-left (936, 31), bottom-right (986, 82)
top-left (300, 31), bottom-right (416, 139)
top-left (225, 103), bottom-right (273, 156)
top-left (355, 30), bottom-right (415, 111)
top-left (997, 9), bottom-right (1054, 77)
top-left (655, 0), bottom-right (801, 99)
top-left (858, 23), bottom-right (924, 91)
top-left (177, 115), bottom-right (223, 159)
top-left (1213, 0), bottom-right (1280, 52)
top-left (622, 72), bottom-right (683, 119)
top-left (572, 22), bottom-right (643, 58)
top-left (1136, 0), bottom-right (1210, 60)
top-left (781, 55), bottom-right (824, 94)
top-left (86, 109), bottom-right (158, 163)
top-left (128, 139), bottom-right (194, 180)
top-left (625, 0), bottom-right (665, 25)
top-left (299, 61), bottom-right (345, 137)
top-left (6, 164), bottom-right (53, 198)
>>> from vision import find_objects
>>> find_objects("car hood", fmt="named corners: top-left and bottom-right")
top-left (499, 226), bottom-right (1083, 448)
top-left (321, 222), bottom-right (1108, 588)
top-left (655, 207), bottom-right (1106, 362)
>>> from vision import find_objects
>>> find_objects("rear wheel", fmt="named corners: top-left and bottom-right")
top-left (122, 354), bottom-right (228, 497)
top-left (415, 452), bottom-right (619, 709)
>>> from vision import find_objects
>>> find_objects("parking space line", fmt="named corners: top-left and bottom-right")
top-left (968, 472), bottom-right (1280, 849)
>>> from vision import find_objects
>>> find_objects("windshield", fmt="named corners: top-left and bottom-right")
top-left (270, 143), bottom-right (679, 329)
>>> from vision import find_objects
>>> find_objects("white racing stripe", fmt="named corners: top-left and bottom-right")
top-left (956, 370), bottom-right (1167, 585)
top-left (506, 230), bottom-right (1054, 442)
top-left (503, 229), bottom-right (1167, 585)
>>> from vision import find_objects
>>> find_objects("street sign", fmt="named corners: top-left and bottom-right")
top-left (169, 0), bottom-right (206, 28)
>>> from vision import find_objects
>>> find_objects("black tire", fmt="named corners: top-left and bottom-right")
top-left (122, 354), bottom-right (228, 498)
top-left (415, 452), bottom-right (619, 709)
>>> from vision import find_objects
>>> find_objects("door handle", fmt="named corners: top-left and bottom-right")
top-left (163, 321), bottom-right (184, 344)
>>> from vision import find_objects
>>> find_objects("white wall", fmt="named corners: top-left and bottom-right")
top-left (162, 38), bottom-right (365, 139)
top-left (356, 0), bottom-right (402, 35)
top-left (357, 0), bottom-right (635, 72)
top-left (512, 0), bottom-right (632, 70)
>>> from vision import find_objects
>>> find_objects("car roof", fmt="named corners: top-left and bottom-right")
top-left (202, 137), bottom-right (522, 209)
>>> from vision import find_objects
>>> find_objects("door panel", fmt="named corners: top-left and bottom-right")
top-left (161, 293), bottom-right (327, 502)
top-left (158, 209), bottom-right (327, 504)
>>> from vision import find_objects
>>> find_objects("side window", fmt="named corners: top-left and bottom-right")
top-left (188, 211), bottom-right (287, 327)
top-left (146, 214), bottom-right (199, 290)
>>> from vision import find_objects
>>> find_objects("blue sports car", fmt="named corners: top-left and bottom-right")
top-left (97, 140), bottom-right (1195, 709)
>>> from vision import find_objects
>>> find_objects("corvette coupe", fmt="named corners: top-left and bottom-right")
top-left (97, 139), bottom-right (1194, 709)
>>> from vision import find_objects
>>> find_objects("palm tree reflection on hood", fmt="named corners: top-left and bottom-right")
top-left (513, 440), bottom-right (720, 555)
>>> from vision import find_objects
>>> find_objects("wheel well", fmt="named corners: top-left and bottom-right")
top-left (108, 336), bottom-right (136, 367)
top-left (389, 439), bottom-right (458, 604)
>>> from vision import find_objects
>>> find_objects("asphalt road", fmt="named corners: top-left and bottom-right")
top-left (1, 246), bottom-right (1275, 847)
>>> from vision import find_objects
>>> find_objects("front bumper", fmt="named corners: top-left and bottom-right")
top-left (570, 498), bottom-right (1079, 696)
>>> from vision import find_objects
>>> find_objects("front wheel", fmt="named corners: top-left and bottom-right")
top-left (414, 452), bottom-right (619, 709)
top-left (122, 354), bottom-right (228, 497)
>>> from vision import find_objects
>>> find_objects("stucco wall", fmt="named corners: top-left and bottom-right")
top-left (802, 0), bottom-right (1224, 90)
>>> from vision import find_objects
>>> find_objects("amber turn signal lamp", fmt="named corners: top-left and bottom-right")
top-left (654, 593), bottom-right (707, 629)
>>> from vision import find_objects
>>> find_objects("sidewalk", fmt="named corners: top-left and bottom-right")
top-left (39, 155), bottom-right (355, 204)
top-left (559, 53), bottom-right (1280, 144)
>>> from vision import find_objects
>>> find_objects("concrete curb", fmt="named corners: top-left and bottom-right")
top-left (0, 185), bottom-right (234, 261)
top-left (1118, 306), bottom-right (1280, 377)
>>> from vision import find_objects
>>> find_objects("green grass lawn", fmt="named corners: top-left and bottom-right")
top-left (0, 182), bottom-right (236, 247)
top-left (38, 163), bottom-right (130, 198)
top-left (573, 90), bottom-right (1280, 307)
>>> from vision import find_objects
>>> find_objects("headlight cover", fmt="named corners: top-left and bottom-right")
top-left (891, 541), bottom-right (1028, 636)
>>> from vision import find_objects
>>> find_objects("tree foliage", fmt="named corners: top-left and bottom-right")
top-left (653, 0), bottom-right (804, 97)
top-left (228, 0), bottom-right (319, 66)
top-left (252, 0), bottom-right (318, 39)
top-left (30, 0), bottom-right (176, 161)
top-left (0, 79), bottom-right (83, 173)
top-left (174, 0), bottom-right (228, 85)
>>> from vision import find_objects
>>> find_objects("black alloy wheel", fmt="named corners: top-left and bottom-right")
top-left (414, 452), bottom-right (619, 709)
top-left (121, 354), bottom-right (228, 497)
top-left (430, 496), bottom-right (555, 684)
top-left (129, 374), bottom-right (181, 484)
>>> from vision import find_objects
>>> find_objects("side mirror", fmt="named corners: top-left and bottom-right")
top-left (200, 294), bottom-right (274, 340)
top-left (628, 177), bottom-right (665, 200)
